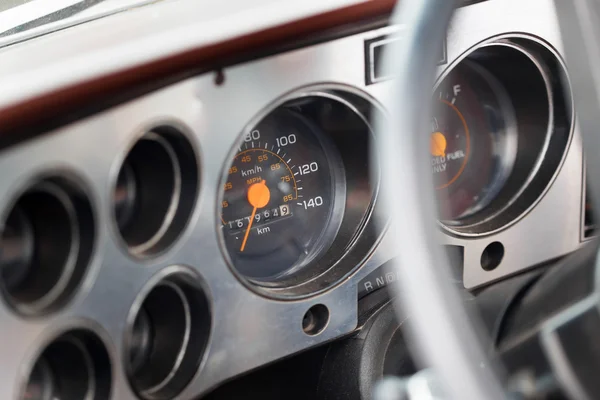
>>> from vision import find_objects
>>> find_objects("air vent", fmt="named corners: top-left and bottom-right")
top-left (113, 125), bottom-right (199, 258)
top-left (125, 268), bottom-right (211, 400)
top-left (21, 329), bottom-right (112, 400)
top-left (0, 176), bottom-right (95, 316)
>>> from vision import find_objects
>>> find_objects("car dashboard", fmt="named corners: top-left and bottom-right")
top-left (0, 0), bottom-right (587, 399)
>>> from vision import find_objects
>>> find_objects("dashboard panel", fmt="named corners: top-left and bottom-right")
top-left (0, 0), bottom-right (586, 399)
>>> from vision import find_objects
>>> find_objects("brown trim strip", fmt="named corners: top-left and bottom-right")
top-left (0, 0), bottom-right (395, 143)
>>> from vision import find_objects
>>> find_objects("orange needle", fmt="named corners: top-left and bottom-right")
top-left (240, 180), bottom-right (270, 252)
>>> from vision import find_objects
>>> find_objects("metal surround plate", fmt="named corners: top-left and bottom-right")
top-left (0, 0), bottom-right (584, 398)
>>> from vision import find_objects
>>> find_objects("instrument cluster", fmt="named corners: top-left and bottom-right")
top-left (0, 1), bottom-right (583, 399)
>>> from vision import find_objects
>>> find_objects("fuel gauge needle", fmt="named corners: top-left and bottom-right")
top-left (240, 180), bottom-right (270, 252)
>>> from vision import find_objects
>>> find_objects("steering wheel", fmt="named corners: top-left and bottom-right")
top-left (377, 1), bottom-right (600, 399)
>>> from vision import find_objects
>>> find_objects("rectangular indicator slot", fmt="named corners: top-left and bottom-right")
top-left (364, 33), bottom-right (447, 85)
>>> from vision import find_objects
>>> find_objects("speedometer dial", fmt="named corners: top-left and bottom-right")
top-left (221, 107), bottom-right (344, 282)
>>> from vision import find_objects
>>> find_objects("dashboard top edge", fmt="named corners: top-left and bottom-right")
top-left (0, 0), bottom-right (395, 148)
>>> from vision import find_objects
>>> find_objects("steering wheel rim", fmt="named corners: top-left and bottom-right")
top-left (376, 1), bottom-right (507, 398)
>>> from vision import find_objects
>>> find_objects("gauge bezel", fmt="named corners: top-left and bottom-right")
top-left (217, 84), bottom-right (384, 299)
top-left (434, 34), bottom-right (574, 237)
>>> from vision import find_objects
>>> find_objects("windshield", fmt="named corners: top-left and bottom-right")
top-left (0, 0), bottom-right (157, 46)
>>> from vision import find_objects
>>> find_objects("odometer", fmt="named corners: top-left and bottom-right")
top-left (220, 107), bottom-right (344, 282)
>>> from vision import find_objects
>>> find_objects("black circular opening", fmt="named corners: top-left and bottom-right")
top-left (21, 329), bottom-right (112, 400)
top-left (481, 241), bottom-right (504, 271)
top-left (114, 127), bottom-right (198, 257)
top-left (302, 304), bottom-right (329, 336)
top-left (0, 178), bottom-right (95, 315)
top-left (126, 272), bottom-right (211, 400)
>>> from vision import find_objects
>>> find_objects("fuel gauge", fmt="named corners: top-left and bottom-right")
top-left (430, 100), bottom-right (470, 190)
top-left (433, 60), bottom-right (517, 223)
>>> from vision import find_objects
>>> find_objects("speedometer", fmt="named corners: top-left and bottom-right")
top-left (220, 107), bottom-right (345, 282)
